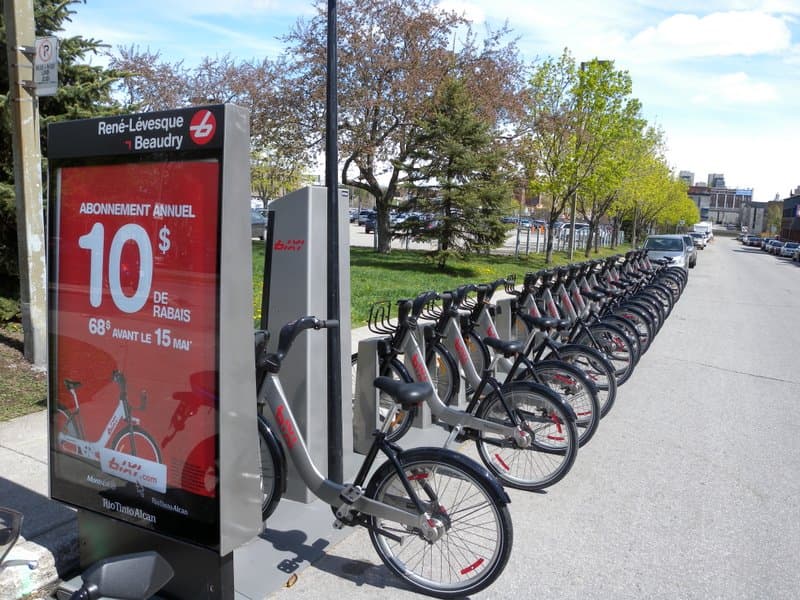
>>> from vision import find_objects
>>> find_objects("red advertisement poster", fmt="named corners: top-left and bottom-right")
top-left (52, 160), bottom-right (220, 528)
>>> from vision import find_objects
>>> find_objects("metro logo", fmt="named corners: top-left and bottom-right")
top-left (189, 110), bottom-right (216, 145)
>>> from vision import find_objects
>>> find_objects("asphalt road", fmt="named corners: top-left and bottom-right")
top-left (271, 236), bottom-right (800, 599)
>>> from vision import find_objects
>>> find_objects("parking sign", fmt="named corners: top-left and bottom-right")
top-left (34, 37), bottom-right (58, 96)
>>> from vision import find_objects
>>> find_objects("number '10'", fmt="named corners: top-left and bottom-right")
top-left (78, 223), bottom-right (153, 313)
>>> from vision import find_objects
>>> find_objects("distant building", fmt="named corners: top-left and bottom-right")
top-left (780, 193), bottom-right (800, 242)
top-left (707, 173), bottom-right (726, 188)
top-left (708, 187), bottom-right (752, 226)
top-left (741, 200), bottom-right (767, 234)
top-left (678, 171), bottom-right (694, 186)
top-left (687, 186), bottom-right (711, 220)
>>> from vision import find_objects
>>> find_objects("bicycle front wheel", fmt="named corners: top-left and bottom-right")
top-left (524, 359), bottom-right (600, 447)
top-left (257, 414), bottom-right (285, 521)
top-left (426, 343), bottom-right (460, 406)
top-left (352, 353), bottom-right (416, 443)
top-left (366, 448), bottom-right (513, 598)
top-left (475, 381), bottom-right (578, 491)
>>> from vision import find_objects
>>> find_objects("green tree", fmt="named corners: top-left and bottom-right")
top-left (109, 49), bottom-right (315, 200)
top-left (401, 77), bottom-right (514, 268)
top-left (517, 52), bottom-right (643, 263)
top-left (765, 201), bottom-right (783, 235)
top-left (280, 0), bottom-right (523, 253)
top-left (0, 0), bottom-right (121, 302)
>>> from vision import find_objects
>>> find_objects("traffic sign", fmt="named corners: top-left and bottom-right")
top-left (34, 36), bottom-right (58, 96)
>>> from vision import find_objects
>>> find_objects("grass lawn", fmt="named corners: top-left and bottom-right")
top-left (252, 242), bottom-right (631, 327)
top-left (1, 241), bottom-right (630, 422)
top-left (0, 325), bottom-right (48, 421)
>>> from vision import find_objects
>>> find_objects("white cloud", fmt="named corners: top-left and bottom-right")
top-left (690, 72), bottom-right (779, 105)
top-left (629, 11), bottom-right (792, 61)
top-left (665, 124), bottom-right (800, 202)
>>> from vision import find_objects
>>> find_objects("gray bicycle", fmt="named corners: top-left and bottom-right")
top-left (255, 316), bottom-right (514, 598)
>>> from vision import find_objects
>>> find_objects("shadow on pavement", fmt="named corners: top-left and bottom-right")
top-left (260, 526), bottom-right (415, 595)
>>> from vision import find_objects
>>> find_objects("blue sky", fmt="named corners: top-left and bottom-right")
top-left (64, 0), bottom-right (800, 203)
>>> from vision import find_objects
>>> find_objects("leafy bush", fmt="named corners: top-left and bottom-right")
top-left (0, 296), bottom-right (20, 323)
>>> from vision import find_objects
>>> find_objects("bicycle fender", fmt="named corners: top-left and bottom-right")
top-left (557, 343), bottom-right (616, 377)
top-left (258, 414), bottom-right (288, 497)
top-left (387, 447), bottom-right (511, 506)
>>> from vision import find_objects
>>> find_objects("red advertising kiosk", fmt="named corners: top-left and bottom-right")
top-left (47, 104), bottom-right (261, 598)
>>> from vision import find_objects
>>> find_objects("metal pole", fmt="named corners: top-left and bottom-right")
top-left (4, 0), bottom-right (47, 368)
top-left (325, 0), bottom-right (343, 483)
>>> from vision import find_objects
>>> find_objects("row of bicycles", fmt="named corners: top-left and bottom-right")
top-left (317, 248), bottom-right (686, 596)
top-left (244, 248), bottom-right (685, 598)
top-left (2, 250), bottom-right (686, 599)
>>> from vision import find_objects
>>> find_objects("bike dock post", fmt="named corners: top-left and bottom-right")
top-left (352, 338), bottom-right (381, 455)
top-left (493, 297), bottom-right (515, 340)
top-left (263, 186), bottom-right (355, 501)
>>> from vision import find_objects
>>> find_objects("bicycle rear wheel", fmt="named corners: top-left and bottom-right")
top-left (524, 359), bottom-right (600, 447)
top-left (555, 344), bottom-right (618, 418)
top-left (111, 426), bottom-right (162, 463)
top-left (257, 414), bottom-right (285, 521)
top-left (426, 342), bottom-right (460, 406)
top-left (366, 448), bottom-right (513, 598)
top-left (576, 322), bottom-right (636, 385)
top-left (475, 381), bottom-right (578, 491)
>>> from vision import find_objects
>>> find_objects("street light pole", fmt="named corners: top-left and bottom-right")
top-left (325, 0), bottom-right (343, 484)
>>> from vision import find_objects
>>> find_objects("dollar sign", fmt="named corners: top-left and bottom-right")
top-left (158, 226), bottom-right (171, 254)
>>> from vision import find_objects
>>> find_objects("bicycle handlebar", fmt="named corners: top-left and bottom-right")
top-left (261, 317), bottom-right (339, 373)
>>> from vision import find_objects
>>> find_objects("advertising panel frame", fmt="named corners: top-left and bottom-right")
top-left (46, 104), bottom-right (260, 557)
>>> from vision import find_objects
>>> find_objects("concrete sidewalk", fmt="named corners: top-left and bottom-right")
top-left (0, 410), bottom-right (78, 599)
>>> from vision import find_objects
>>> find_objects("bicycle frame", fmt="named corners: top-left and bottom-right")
top-left (393, 324), bottom-right (527, 441)
top-left (258, 357), bottom-right (436, 532)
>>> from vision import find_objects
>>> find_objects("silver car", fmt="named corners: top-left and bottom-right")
top-left (642, 234), bottom-right (690, 272)
top-left (779, 241), bottom-right (799, 258)
top-left (682, 235), bottom-right (698, 268)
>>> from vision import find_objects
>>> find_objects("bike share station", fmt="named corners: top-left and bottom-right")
top-left (44, 101), bottom-right (406, 599)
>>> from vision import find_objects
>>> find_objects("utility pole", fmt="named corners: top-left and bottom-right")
top-left (4, 0), bottom-right (48, 368)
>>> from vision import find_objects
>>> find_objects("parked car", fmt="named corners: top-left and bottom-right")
top-left (689, 232), bottom-right (707, 249)
top-left (642, 234), bottom-right (690, 271)
top-left (251, 208), bottom-right (268, 240)
top-left (357, 209), bottom-right (374, 225)
top-left (742, 235), bottom-right (760, 246)
top-left (793, 247), bottom-right (800, 262)
top-left (766, 239), bottom-right (784, 254)
top-left (682, 234), bottom-right (697, 268)
top-left (558, 223), bottom-right (590, 240)
top-left (364, 214), bottom-right (377, 234)
top-left (348, 207), bottom-right (359, 222)
top-left (779, 241), bottom-right (799, 258)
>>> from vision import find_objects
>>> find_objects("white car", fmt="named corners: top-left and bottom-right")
top-left (779, 241), bottom-right (799, 258)
top-left (689, 232), bottom-right (707, 249)
top-left (642, 234), bottom-right (690, 272)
